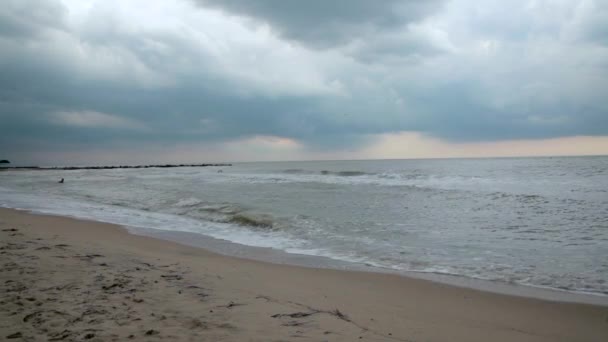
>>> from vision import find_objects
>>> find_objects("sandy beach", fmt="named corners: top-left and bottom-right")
top-left (1, 208), bottom-right (607, 341)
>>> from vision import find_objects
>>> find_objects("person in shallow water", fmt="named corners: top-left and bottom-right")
top-left (58, 178), bottom-right (64, 183)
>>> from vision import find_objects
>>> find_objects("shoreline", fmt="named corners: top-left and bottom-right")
top-left (2, 157), bottom-right (607, 303)
top-left (4, 204), bottom-right (608, 306)
top-left (1, 207), bottom-right (607, 341)
top-left (130, 225), bottom-right (608, 306)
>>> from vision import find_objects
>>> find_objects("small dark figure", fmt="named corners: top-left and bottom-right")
top-left (58, 178), bottom-right (64, 183)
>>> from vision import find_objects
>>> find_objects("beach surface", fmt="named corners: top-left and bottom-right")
top-left (1, 208), bottom-right (607, 341)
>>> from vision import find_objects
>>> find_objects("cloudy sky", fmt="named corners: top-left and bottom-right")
top-left (1, 0), bottom-right (607, 165)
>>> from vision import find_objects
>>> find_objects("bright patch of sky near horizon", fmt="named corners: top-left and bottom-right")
top-left (0, 0), bottom-right (607, 165)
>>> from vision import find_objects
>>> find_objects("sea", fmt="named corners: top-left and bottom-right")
top-left (1, 156), bottom-right (607, 300)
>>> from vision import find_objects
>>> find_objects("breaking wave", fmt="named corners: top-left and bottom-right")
top-left (228, 213), bottom-right (276, 230)
top-left (166, 199), bottom-right (282, 232)
top-left (282, 169), bottom-right (372, 177)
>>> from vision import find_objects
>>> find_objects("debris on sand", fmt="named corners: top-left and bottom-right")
top-left (6, 332), bottom-right (23, 339)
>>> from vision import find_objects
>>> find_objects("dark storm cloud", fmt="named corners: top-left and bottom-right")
top-left (1, 0), bottom-right (607, 164)
top-left (0, 36), bottom-right (348, 152)
top-left (410, 90), bottom-right (608, 142)
top-left (194, 0), bottom-right (446, 47)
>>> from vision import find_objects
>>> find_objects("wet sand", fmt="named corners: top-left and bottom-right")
top-left (1, 208), bottom-right (607, 341)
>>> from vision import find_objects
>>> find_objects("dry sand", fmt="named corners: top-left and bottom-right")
top-left (1, 208), bottom-right (607, 341)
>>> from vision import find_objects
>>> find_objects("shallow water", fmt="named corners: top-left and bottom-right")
top-left (1, 156), bottom-right (607, 296)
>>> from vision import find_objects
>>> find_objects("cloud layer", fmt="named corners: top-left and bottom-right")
top-left (1, 0), bottom-right (607, 164)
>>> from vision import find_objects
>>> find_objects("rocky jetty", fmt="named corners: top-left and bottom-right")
top-left (1, 163), bottom-right (231, 171)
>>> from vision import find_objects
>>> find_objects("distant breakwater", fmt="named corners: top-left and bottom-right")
top-left (1, 163), bottom-right (231, 171)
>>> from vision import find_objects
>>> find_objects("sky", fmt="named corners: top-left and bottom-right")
top-left (1, 0), bottom-right (607, 165)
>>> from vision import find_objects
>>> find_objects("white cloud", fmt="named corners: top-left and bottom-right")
top-left (41, 0), bottom-right (345, 96)
top-left (51, 110), bottom-right (146, 130)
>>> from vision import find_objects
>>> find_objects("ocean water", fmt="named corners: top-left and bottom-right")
top-left (1, 157), bottom-right (607, 296)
